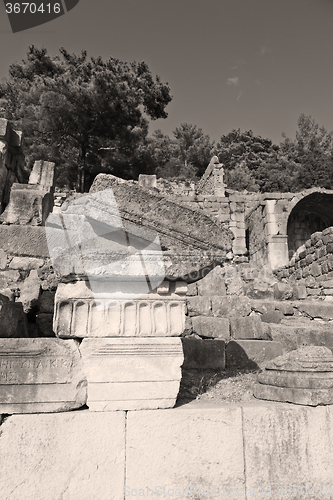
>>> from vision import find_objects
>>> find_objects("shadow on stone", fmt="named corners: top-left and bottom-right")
top-left (175, 339), bottom-right (261, 406)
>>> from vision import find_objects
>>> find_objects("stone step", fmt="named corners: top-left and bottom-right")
top-left (268, 324), bottom-right (333, 353)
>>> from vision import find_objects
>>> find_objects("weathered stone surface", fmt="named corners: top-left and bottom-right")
top-left (54, 280), bottom-right (186, 338)
top-left (80, 338), bottom-right (183, 411)
top-left (295, 302), bottom-right (333, 320)
top-left (273, 281), bottom-right (293, 300)
top-left (254, 384), bottom-right (333, 406)
top-left (211, 295), bottom-right (251, 318)
top-left (255, 347), bottom-right (333, 405)
top-left (0, 411), bottom-right (125, 500)
top-left (196, 266), bottom-right (227, 296)
top-left (0, 226), bottom-right (49, 257)
top-left (126, 407), bottom-right (245, 495)
top-left (243, 404), bottom-right (333, 493)
top-left (246, 280), bottom-right (275, 299)
top-left (9, 256), bottom-right (44, 271)
top-left (138, 174), bottom-right (157, 189)
top-left (191, 315), bottom-right (230, 339)
top-left (0, 249), bottom-right (7, 269)
top-left (269, 323), bottom-right (333, 352)
top-left (88, 176), bottom-right (233, 278)
top-left (0, 184), bottom-right (53, 225)
top-left (0, 338), bottom-right (86, 413)
top-left (186, 295), bottom-right (211, 316)
top-left (17, 269), bottom-right (41, 313)
top-left (230, 315), bottom-right (269, 340)
top-left (0, 268), bottom-right (19, 286)
top-left (264, 345), bottom-right (333, 372)
top-left (258, 370), bottom-right (333, 389)
top-left (226, 340), bottom-right (283, 370)
top-left (261, 310), bottom-right (284, 323)
top-left (28, 160), bottom-right (55, 191)
top-left (0, 295), bottom-right (28, 338)
top-left (181, 337), bottom-right (225, 369)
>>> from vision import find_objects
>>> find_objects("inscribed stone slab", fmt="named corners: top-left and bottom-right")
top-left (0, 338), bottom-right (86, 413)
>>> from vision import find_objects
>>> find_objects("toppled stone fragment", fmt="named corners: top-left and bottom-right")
top-left (80, 337), bottom-right (183, 411)
top-left (0, 338), bottom-right (86, 413)
top-left (254, 346), bottom-right (333, 406)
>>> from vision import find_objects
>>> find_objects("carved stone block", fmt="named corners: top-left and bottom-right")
top-left (80, 337), bottom-right (183, 410)
top-left (0, 338), bottom-right (86, 413)
top-left (254, 346), bottom-right (333, 406)
top-left (54, 280), bottom-right (186, 338)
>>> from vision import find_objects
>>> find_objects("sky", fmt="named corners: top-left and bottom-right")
top-left (0, 0), bottom-right (333, 146)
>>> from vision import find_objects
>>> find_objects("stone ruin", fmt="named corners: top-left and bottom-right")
top-left (0, 120), bottom-right (332, 412)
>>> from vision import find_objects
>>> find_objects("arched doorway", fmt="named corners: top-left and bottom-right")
top-left (287, 193), bottom-right (333, 257)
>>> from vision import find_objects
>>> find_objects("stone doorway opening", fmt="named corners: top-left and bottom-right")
top-left (287, 192), bottom-right (333, 257)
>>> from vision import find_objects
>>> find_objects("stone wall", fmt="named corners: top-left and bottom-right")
top-left (274, 226), bottom-right (333, 298)
top-left (1, 404), bottom-right (333, 499)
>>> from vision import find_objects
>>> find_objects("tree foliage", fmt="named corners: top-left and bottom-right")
top-left (145, 123), bottom-right (215, 180)
top-left (0, 46), bottom-right (172, 191)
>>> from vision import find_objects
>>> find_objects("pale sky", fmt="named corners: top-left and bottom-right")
top-left (0, 0), bottom-right (333, 146)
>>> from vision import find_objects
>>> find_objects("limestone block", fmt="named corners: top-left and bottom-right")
top-left (0, 184), bottom-right (54, 225)
top-left (28, 160), bottom-right (55, 191)
top-left (9, 256), bottom-right (44, 271)
top-left (0, 269), bottom-right (20, 288)
top-left (187, 295), bottom-right (211, 316)
top-left (211, 295), bottom-right (251, 318)
top-left (295, 302), bottom-right (333, 320)
top-left (17, 269), bottom-right (41, 313)
top-left (54, 280), bottom-right (186, 338)
top-left (269, 324), bottom-right (333, 352)
top-left (0, 338), bottom-right (86, 413)
top-left (181, 337), bottom-right (225, 369)
top-left (0, 411), bottom-right (125, 500)
top-left (273, 281), bottom-right (293, 300)
top-left (226, 340), bottom-right (284, 370)
top-left (191, 315), bottom-right (230, 339)
top-left (261, 310), bottom-right (284, 323)
top-left (80, 338), bottom-right (183, 411)
top-left (126, 407), bottom-right (245, 496)
top-left (0, 226), bottom-right (49, 258)
top-left (230, 315), bottom-right (269, 340)
top-left (138, 174), bottom-right (157, 188)
top-left (0, 249), bottom-right (7, 269)
top-left (293, 284), bottom-right (307, 299)
top-left (196, 266), bottom-right (226, 296)
top-left (243, 404), bottom-right (333, 494)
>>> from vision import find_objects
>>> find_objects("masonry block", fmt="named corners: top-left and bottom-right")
top-left (126, 408), bottom-right (245, 495)
top-left (0, 338), bottom-right (85, 413)
top-left (80, 337), bottom-right (183, 411)
top-left (186, 296), bottom-right (211, 316)
top-left (196, 266), bottom-right (226, 296)
top-left (230, 316), bottom-right (269, 340)
top-left (0, 411), bottom-right (125, 500)
top-left (181, 337), bottom-right (225, 370)
top-left (211, 295), bottom-right (251, 318)
top-left (191, 316), bottom-right (230, 339)
top-left (226, 340), bottom-right (283, 370)
top-left (243, 405), bottom-right (333, 494)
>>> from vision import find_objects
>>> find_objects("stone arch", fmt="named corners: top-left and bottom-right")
top-left (282, 189), bottom-right (333, 258)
